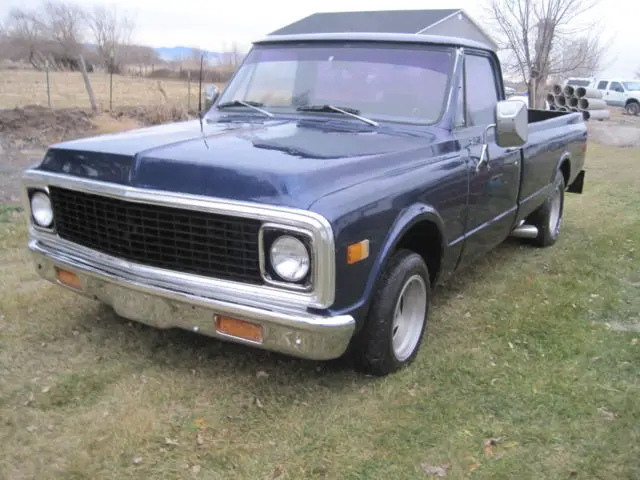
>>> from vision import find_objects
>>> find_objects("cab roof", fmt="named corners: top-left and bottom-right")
top-left (253, 32), bottom-right (495, 52)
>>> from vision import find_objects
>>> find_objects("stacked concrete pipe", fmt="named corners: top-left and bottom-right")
top-left (546, 84), bottom-right (610, 121)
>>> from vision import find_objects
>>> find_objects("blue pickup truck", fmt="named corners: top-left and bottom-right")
top-left (22, 32), bottom-right (588, 376)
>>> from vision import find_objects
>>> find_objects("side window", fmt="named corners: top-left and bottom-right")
top-left (464, 54), bottom-right (498, 126)
top-left (597, 81), bottom-right (608, 90)
top-left (610, 81), bottom-right (624, 92)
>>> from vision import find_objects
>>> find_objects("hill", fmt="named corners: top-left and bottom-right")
top-left (154, 46), bottom-right (222, 62)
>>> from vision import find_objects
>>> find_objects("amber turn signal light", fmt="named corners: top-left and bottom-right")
top-left (215, 315), bottom-right (263, 343)
top-left (347, 239), bottom-right (370, 264)
top-left (55, 268), bottom-right (82, 290)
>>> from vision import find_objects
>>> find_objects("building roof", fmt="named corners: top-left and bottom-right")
top-left (269, 9), bottom-right (460, 36)
top-left (254, 32), bottom-right (494, 52)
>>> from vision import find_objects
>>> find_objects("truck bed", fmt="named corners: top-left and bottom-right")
top-left (527, 108), bottom-right (584, 129)
top-left (515, 108), bottom-right (587, 223)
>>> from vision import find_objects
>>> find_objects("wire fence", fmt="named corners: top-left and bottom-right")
top-left (0, 66), bottom-right (228, 112)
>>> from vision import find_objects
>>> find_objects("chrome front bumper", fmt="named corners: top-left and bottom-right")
top-left (28, 239), bottom-right (355, 360)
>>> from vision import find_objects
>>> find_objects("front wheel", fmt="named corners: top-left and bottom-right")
top-left (351, 250), bottom-right (430, 376)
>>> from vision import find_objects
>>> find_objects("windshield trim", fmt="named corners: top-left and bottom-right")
top-left (207, 41), bottom-right (456, 127)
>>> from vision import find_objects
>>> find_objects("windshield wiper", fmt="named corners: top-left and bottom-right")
top-left (296, 104), bottom-right (379, 127)
top-left (217, 100), bottom-right (273, 118)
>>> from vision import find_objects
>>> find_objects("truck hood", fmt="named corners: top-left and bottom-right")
top-left (38, 116), bottom-right (451, 209)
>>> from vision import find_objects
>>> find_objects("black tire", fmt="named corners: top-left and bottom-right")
top-left (625, 101), bottom-right (640, 116)
top-left (351, 249), bottom-right (430, 376)
top-left (527, 169), bottom-right (565, 247)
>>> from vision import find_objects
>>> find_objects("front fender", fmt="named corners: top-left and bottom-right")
top-left (329, 202), bottom-right (445, 325)
top-left (376, 203), bottom-right (445, 274)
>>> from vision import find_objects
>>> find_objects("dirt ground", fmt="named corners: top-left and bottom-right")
top-left (587, 109), bottom-right (640, 147)
top-left (1, 105), bottom-right (639, 204)
top-left (0, 105), bottom-right (194, 203)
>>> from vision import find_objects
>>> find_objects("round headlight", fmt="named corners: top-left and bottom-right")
top-left (269, 235), bottom-right (310, 282)
top-left (31, 191), bottom-right (54, 228)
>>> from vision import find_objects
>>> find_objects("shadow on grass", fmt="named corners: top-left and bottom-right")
top-left (91, 303), bottom-right (356, 380)
top-left (77, 236), bottom-right (531, 386)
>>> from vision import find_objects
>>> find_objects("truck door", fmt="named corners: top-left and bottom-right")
top-left (596, 80), bottom-right (609, 99)
top-left (456, 51), bottom-right (522, 265)
top-left (605, 81), bottom-right (626, 106)
top-left (596, 80), bottom-right (609, 98)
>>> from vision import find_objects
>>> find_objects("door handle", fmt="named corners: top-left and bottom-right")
top-left (475, 123), bottom-right (496, 173)
top-left (476, 144), bottom-right (489, 172)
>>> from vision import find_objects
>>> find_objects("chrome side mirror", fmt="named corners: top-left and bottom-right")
top-left (476, 100), bottom-right (529, 172)
top-left (204, 84), bottom-right (220, 109)
top-left (495, 99), bottom-right (528, 147)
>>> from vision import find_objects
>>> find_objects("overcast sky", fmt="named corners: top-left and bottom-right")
top-left (2, 0), bottom-right (636, 79)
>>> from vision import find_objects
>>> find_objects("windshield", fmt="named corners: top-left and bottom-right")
top-left (212, 43), bottom-right (454, 125)
top-left (623, 81), bottom-right (640, 91)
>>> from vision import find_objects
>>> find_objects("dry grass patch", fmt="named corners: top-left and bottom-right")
top-left (92, 114), bottom-right (142, 134)
top-left (0, 144), bottom-right (639, 479)
top-left (0, 69), bottom-right (226, 110)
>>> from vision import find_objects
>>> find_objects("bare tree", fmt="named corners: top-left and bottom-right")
top-left (636, 67), bottom-right (640, 79)
top-left (0, 18), bottom-right (7, 42)
top-left (87, 4), bottom-right (135, 73)
top-left (2, 8), bottom-right (47, 68)
top-left (42, 0), bottom-right (86, 57)
top-left (0, 20), bottom-right (9, 61)
top-left (118, 44), bottom-right (161, 70)
top-left (553, 36), bottom-right (602, 78)
top-left (485, 0), bottom-right (607, 108)
top-left (0, 0), bottom-right (153, 73)
top-left (221, 42), bottom-right (244, 69)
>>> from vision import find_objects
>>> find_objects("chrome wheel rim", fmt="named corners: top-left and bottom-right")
top-left (391, 274), bottom-right (427, 362)
top-left (549, 186), bottom-right (562, 235)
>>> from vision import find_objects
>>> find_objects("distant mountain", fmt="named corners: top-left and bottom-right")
top-left (154, 46), bottom-right (222, 62)
top-left (80, 42), bottom-right (230, 65)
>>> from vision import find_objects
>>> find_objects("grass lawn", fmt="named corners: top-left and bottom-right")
top-left (0, 143), bottom-right (638, 479)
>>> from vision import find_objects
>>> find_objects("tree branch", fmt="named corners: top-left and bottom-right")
top-left (485, 0), bottom-right (605, 106)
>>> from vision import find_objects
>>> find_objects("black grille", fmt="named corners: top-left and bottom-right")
top-left (48, 187), bottom-right (263, 284)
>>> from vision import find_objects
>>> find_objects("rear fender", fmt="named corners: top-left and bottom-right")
top-left (554, 152), bottom-right (571, 186)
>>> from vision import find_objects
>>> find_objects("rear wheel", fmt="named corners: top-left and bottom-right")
top-left (351, 249), bottom-right (430, 376)
top-left (527, 169), bottom-right (565, 247)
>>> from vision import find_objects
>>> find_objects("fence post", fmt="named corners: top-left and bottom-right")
top-left (78, 55), bottom-right (98, 113)
top-left (187, 71), bottom-right (191, 110)
top-left (109, 51), bottom-right (114, 111)
top-left (45, 59), bottom-right (51, 108)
